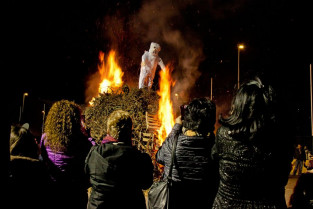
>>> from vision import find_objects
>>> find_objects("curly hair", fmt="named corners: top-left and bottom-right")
top-left (106, 109), bottom-right (132, 144)
top-left (44, 100), bottom-right (83, 152)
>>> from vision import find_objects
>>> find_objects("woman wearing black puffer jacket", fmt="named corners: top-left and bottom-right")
top-left (156, 97), bottom-right (218, 209)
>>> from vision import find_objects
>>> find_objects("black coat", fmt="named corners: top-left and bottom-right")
top-left (9, 155), bottom-right (52, 209)
top-left (85, 142), bottom-right (153, 209)
top-left (294, 147), bottom-right (306, 161)
top-left (156, 123), bottom-right (218, 209)
top-left (212, 126), bottom-right (291, 209)
top-left (289, 172), bottom-right (313, 209)
top-left (9, 124), bottom-right (52, 209)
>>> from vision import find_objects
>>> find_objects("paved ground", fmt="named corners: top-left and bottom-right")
top-left (285, 175), bottom-right (299, 208)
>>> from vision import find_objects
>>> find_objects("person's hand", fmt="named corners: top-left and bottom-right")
top-left (175, 116), bottom-right (182, 125)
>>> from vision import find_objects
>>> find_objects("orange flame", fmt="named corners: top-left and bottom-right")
top-left (157, 65), bottom-right (175, 145)
top-left (89, 50), bottom-right (124, 105)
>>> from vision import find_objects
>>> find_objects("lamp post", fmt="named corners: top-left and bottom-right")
top-left (42, 104), bottom-right (46, 134)
top-left (210, 77), bottom-right (213, 100)
top-left (19, 92), bottom-right (28, 123)
top-left (237, 44), bottom-right (244, 89)
top-left (310, 64), bottom-right (313, 150)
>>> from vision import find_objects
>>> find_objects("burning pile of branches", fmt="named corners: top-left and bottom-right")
top-left (84, 85), bottom-right (164, 179)
top-left (84, 85), bottom-right (159, 142)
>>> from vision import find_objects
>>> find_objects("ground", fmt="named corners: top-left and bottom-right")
top-left (285, 175), bottom-right (299, 208)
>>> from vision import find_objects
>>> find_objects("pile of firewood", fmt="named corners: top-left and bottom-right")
top-left (84, 85), bottom-right (159, 142)
top-left (83, 85), bottom-right (164, 179)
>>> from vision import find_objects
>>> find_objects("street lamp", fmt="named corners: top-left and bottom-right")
top-left (237, 44), bottom-right (244, 89)
top-left (22, 92), bottom-right (28, 114)
top-left (19, 92), bottom-right (28, 123)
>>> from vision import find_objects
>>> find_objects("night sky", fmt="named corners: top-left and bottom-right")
top-left (3, 0), bottom-right (313, 140)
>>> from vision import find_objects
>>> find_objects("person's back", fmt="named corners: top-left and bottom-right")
top-left (289, 171), bottom-right (313, 209)
top-left (294, 145), bottom-right (306, 161)
top-left (212, 77), bottom-right (293, 208)
top-left (156, 98), bottom-right (218, 209)
top-left (9, 123), bottom-right (51, 209)
top-left (85, 142), bottom-right (153, 209)
top-left (292, 144), bottom-right (306, 175)
top-left (158, 130), bottom-right (218, 209)
top-left (85, 109), bottom-right (153, 209)
top-left (213, 126), bottom-right (287, 207)
top-left (40, 100), bottom-right (92, 209)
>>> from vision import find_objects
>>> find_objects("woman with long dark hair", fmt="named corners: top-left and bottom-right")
top-left (212, 77), bottom-right (293, 208)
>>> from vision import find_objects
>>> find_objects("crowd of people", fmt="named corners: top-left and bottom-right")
top-left (7, 76), bottom-right (313, 209)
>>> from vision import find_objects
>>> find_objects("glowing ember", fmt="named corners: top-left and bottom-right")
top-left (157, 65), bottom-right (175, 145)
top-left (89, 50), bottom-right (124, 105)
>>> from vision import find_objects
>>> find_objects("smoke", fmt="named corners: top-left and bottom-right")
top-left (163, 30), bottom-right (204, 103)
top-left (85, 67), bottom-right (101, 104)
top-left (83, 0), bottom-right (251, 104)
top-left (84, 0), bottom-right (205, 104)
top-left (130, 0), bottom-right (205, 104)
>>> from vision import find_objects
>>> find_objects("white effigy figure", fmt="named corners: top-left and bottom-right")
top-left (138, 42), bottom-right (166, 89)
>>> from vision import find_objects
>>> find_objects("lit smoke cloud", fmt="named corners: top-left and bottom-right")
top-left (131, 0), bottom-right (205, 104)
top-left (85, 0), bottom-right (206, 105)
top-left (85, 0), bottom-right (248, 105)
top-left (85, 66), bottom-right (101, 104)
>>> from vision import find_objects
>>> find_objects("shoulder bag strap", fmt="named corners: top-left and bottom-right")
top-left (167, 134), bottom-right (178, 180)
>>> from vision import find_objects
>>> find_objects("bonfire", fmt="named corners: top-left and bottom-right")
top-left (84, 86), bottom-right (164, 179)
top-left (84, 49), bottom-right (175, 180)
top-left (84, 86), bottom-right (159, 144)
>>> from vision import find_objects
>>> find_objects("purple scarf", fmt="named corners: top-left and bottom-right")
top-left (101, 135), bottom-right (118, 144)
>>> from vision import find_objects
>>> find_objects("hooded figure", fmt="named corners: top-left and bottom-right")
top-left (138, 42), bottom-right (166, 89)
